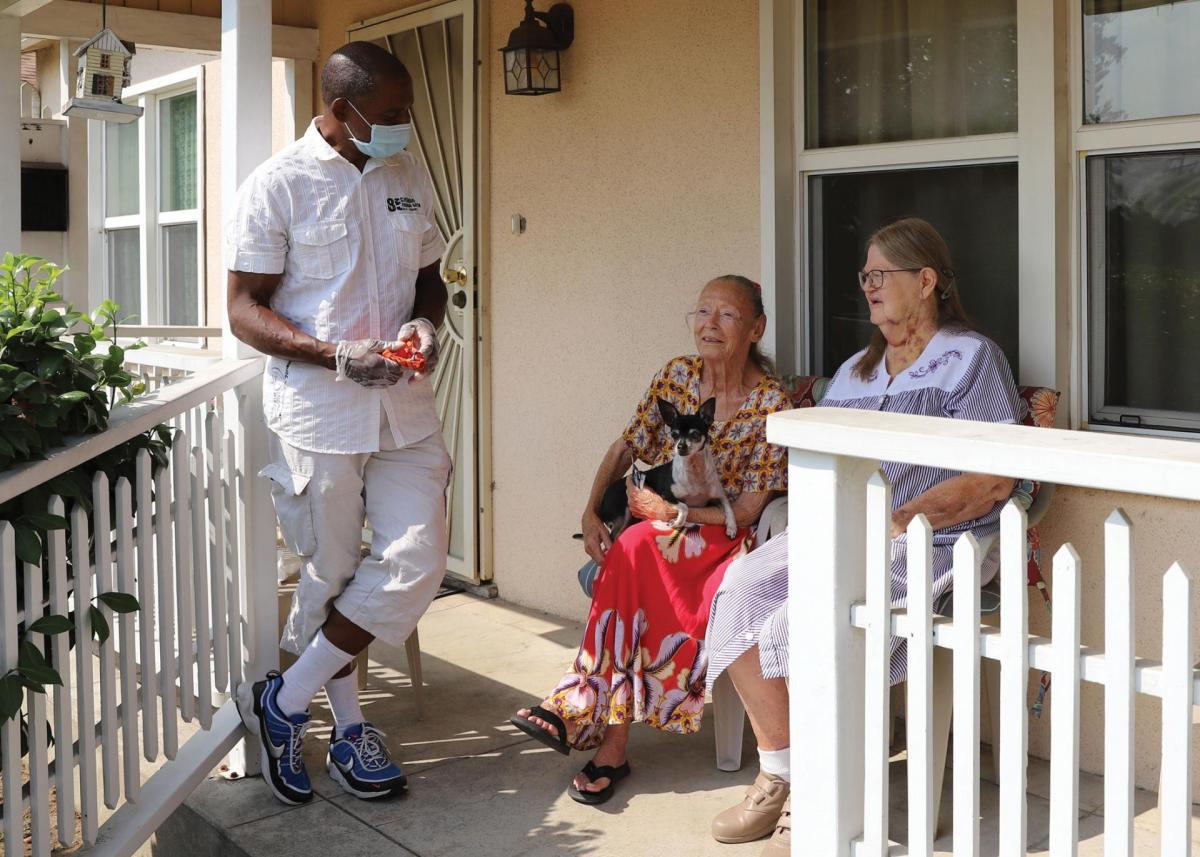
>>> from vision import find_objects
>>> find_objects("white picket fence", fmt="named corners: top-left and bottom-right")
top-left (769, 407), bottom-right (1200, 857)
top-left (0, 357), bottom-right (276, 857)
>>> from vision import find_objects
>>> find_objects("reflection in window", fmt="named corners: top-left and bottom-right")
top-left (1084, 0), bottom-right (1200, 125)
top-left (809, 164), bottom-right (1019, 376)
top-left (107, 228), bottom-right (141, 323)
top-left (159, 91), bottom-right (197, 212)
top-left (162, 223), bottom-right (199, 326)
top-left (105, 120), bottom-right (139, 217)
top-left (1088, 150), bottom-right (1200, 426)
top-left (805, 0), bottom-right (1017, 148)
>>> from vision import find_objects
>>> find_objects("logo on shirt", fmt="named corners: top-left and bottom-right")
top-left (387, 197), bottom-right (421, 212)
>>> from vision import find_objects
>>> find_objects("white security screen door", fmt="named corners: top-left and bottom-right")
top-left (351, 1), bottom-right (483, 584)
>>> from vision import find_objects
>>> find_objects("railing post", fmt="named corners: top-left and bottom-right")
top-left (788, 448), bottom-right (876, 856)
top-left (225, 376), bottom-right (276, 777)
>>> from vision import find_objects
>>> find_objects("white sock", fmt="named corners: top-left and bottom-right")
top-left (325, 669), bottom-right (364, 737)
top-left (277, 631), bottom-right (355, 716)
top-left (759, 746), bottom-right (791, 783)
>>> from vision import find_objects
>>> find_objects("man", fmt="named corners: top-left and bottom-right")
top-left (227, 41), bottom-right (450, 806)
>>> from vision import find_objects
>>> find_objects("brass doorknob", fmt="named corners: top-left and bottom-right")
top-left (451, 290), bottom-right (468, 309)
top-left (444, 264), bottom-right (468, 286)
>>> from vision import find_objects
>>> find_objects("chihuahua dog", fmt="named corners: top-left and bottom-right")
top-left (597, 397), bottom-right (737, 539)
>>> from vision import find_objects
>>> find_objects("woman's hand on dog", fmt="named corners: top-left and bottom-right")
top-left (626, 474), bottom-right (676, 524)
top-left (581, 511), bottom-right (613, 564)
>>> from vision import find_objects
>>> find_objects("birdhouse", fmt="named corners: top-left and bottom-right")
top-left (62, 28), bottom-right (143, 124)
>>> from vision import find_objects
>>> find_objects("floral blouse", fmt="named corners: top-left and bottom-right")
top-left (622, 355), bottom-right (791, 501)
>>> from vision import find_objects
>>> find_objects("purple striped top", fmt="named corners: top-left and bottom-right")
top-left (818, 328), bottom-right (1026, 545)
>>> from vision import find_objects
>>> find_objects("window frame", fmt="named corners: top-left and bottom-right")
top-left (91, 66), bottom-right (205, 341)
top-left (1069, 3), bottom-right (1200, 436)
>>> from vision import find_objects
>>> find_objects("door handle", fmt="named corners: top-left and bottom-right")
top-left (444, 264), bottom-right (468, 286)
top-left (451, 290), bottom-right (468, 309)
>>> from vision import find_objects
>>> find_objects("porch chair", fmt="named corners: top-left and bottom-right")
top-left (712, 378), bottom-right (1062, 794)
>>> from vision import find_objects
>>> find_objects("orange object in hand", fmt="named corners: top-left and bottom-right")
top-left (381, 341), bottom-right (427, 372)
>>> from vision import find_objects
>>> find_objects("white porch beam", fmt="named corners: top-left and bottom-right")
top-left (0, 14), bottom-right (20, 253)
top-left (21, 0), bottom-right (317, 60)
top-left (1, 0), bottom-right (52, 17)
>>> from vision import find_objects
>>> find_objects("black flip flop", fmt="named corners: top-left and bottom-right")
top-left (569, 759), bottom-right (631, 805)
top-left (509, 705), bottom-right (571, 755)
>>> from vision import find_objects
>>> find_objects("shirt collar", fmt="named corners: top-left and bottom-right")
top-left (304, 118), bottom-right (345, 162)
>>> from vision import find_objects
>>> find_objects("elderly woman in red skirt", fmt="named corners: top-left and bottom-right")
top-left (510, 275), bottom-right (791, 804)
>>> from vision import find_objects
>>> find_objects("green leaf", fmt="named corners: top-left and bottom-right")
top-left (13, 526), bottom-right (41, 564)
top-left (16, 675), bottom-right (47, 693)
top-left (0, 675), bottom-right (21, 721)
top-left (57, 390), bottom-right (88, 403)
top-left (12, 371), bottom-right (37, 391)
top-left (19, 512), bottom-right (67, 530)
top-left (46, 474), bottom-right (85, 503)
top-left (28, 614), bottom-right (72, 635)
top-left (97, 592), bottom-right (139, 614)
top-left (18, 642), bottom-right (60, 686)
top-left (36, 351), bottom-right (64, 378)
top-left (88, 605), bottom-right (109, 646)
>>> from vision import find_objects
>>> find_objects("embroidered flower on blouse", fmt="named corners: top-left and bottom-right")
top-left (907, 350), bottom-right (963, 380)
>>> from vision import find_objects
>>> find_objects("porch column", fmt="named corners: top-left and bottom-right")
top-left (220, 0), bottom-right (272, 291)
top-left (220, 0), bottom-right (277, 777)
top-left (788, 448), bottom-right (875, 855)
top-left (0, 14), bottom-right (20, 253)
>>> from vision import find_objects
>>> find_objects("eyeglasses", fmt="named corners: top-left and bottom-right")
top-left (857, 268), bottom-right (924, 292)
top-left (688, 307), bottom-right (744, 326)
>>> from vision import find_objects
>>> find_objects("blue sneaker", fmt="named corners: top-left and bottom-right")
top-left (235, 671), bottom-right (313, 806)
top-left (327, 722), bottom-right (407, 799)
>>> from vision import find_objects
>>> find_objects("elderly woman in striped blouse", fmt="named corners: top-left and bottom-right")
top-left (704, 217), bottom-right (1025, 856)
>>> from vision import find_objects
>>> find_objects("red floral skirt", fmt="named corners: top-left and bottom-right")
top-left (541, 519), bottom-right (753, 750)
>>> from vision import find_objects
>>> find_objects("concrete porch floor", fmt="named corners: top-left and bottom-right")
top-left (153, 592), bottom-right (1198, 857)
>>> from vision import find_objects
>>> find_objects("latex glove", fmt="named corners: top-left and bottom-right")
top-left (396, 317), bottom-right (439, 381)
top-left (334, 338), bottom-right (406, 388)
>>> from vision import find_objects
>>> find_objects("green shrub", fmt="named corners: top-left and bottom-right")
top-left (0, 254), bottom-right (173, 761)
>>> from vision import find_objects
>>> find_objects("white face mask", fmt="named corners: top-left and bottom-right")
top-left (344, 101), bottom-right (412, 158)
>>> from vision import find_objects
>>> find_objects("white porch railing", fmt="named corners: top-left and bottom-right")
top-left (115, 326), bottom-right (224, 395)
top-left (768, 408), bottom-right (1200, 857)
top-left (0, 357), bottom-right (276, 857)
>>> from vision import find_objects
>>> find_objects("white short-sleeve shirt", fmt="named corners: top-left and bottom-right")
top-left (226, 120), bottom-right (447, 454)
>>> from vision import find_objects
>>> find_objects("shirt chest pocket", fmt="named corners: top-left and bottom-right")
top-left (291, 221), bottom-right (351, 280)
top-left (391, 213), bottom-right (429, 272)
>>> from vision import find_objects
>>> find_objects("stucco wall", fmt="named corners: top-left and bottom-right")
top-left (1031, 485), bottom-right (1200, 792)
top-left (486, 0), bottom-right (761, 615)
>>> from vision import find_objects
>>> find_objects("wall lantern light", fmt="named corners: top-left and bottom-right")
top-left (500, 1), bottom-right (574, 96)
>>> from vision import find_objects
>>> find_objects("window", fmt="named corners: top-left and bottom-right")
top-left (797, 0), bottom-right (1022, 382)
top-left (96, 71), bottom-right (204, 333)
top-left (805, 0), bottom-right (1017, 148)
top-left (1079, 2), bottom-right (1200, 434)
top-left (809, 164), bottom-right (1019, 376)
top-left (92, 75), bottom-right (112, 97)
top-left (1086, 152), bottom-right (1200, 431)
top-left (1083, 0), bottom-right (1200, 125)
top-left (99, 53), bottom-right (110, 70)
